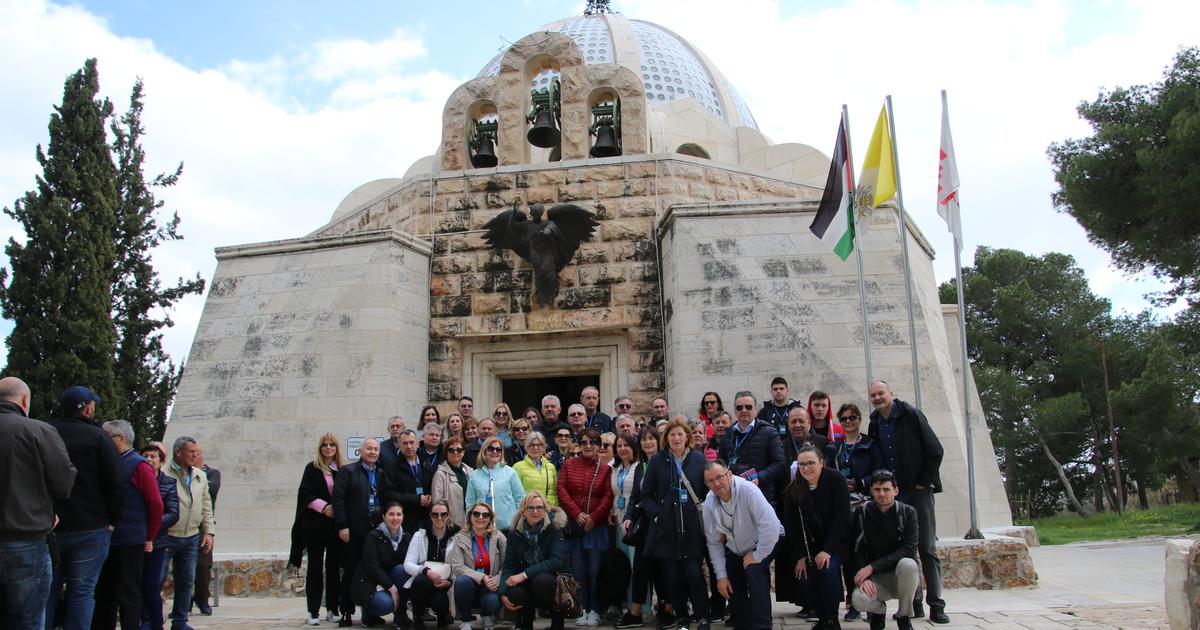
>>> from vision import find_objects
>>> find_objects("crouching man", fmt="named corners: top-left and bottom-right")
top-left (850, 470), bottom-right (920, 630)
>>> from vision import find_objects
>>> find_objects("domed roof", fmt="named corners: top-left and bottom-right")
top-left (477, 13), bottom-right (758, 131)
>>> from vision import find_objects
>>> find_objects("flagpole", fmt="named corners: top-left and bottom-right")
top-left (944, 90), bottom-right (983, 539)
top-left (885, 95), bottom-right (922, 407)
top-left (843, 104), bottom-right (873, 386)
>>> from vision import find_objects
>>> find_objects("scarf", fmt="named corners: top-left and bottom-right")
top-left (376, 522), bottom-right (404, 551)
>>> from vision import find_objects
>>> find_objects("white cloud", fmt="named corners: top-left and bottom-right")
top-left (308, 27), bottom-right (427, 82)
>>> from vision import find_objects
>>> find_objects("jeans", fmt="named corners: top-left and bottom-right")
top-left (93, 543), bottom-right (145, 630)
top-left (724, 549), bottom-right (776, 630)
top-left (160, 534), bottom-right (200, 627)
top-left (141, 546), bottom-right (168, 630)
top-left (796, 552), bottom-right (843, 623)
top-left (908, 488), bottom-right (944, 609)
top-left (364, 565), bottom-right (410, 620)
top-left (567, 540), bottom-right (604, 612)
top-left (453, 575), bottom-right (499, 622)
top-left (0, 539), bottom-right (52, 629)
top-left (46, 527), bottom-right (112, 630)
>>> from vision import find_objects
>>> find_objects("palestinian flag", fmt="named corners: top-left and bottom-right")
top-left (810, 119), bottom-right (855, 260)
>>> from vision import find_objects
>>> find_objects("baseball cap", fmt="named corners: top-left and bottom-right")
top-left (61, 385), bottom-right (101, 411)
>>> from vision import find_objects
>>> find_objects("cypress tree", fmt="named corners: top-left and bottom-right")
top-left (110, 79), bottom-right (205, 443)
top-left (1, 59), bottom-right (119, 420)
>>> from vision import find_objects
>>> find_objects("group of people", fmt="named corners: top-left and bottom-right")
top-left (288, 378), bottom-right (949, 630)
top-left (0, 377), bottom-right (219, 630)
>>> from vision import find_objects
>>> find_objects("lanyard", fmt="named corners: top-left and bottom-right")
top-left (408, 461), bottom-right (422, 481)
top-left (617, 465), bottom-right (630, 493)
top-left (671, 452), bottom-right (686, 484)
top-left (732, 426), bottom-right (751, 454)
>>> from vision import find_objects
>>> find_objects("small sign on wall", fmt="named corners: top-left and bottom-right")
top-left (347, 436), bottom-right (365, 460)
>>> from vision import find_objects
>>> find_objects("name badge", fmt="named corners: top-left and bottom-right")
top-left (678, 487), bottom-right (689, 504)
top-left (416, 486), bottom-right (424, 495)
top-left (617, 496), bottom-right (626, 509)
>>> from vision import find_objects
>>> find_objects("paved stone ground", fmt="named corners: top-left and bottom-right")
top-left (177, 538), bottom-right (1173, 630)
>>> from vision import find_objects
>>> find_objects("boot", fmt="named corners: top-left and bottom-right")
top-left (867, 613), bottom-right (885, 630)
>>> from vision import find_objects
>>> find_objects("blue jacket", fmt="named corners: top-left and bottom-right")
top-left (154, 470), bottom-right (181, 544)
top-left (112, 451), bottom-right (151, 546)
top-left (464, 464), bottom-right (525, 529)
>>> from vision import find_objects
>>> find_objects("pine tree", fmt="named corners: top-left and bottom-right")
top-left (110, 80), bottom-right (205, 444)
top-left (0, 59), bottom-right (120, 420)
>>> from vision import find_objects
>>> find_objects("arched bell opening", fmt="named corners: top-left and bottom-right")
top-left (467, 101), bottom-right (500, 169)
top-left (524, 55), bottom-right (563, 164)
top-left (588, 89), bottom-right (622, 159)
top-left (676, 142), bottom-right (710, 160)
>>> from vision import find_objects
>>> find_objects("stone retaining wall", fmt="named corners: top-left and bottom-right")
top-left (1165, 538), bottom-right (1199, 630)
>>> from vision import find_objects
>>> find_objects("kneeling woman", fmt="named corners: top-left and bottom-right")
top-left (448, 502), bottom-right (507, 630)
top-left (783, 445), bottom-right (850, 630)
top-left (404, 500), bottom-right (460, 629)
top-left (500, 492), bottom-right (567, 630)
top-left (352, 502), bottom-right (413, 628)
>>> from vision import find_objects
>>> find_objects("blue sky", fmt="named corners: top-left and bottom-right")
top-left (0, 0), bottom-right (1196, 368)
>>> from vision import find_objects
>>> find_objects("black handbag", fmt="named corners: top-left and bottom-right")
top-left (620, 514), bottom-right (647, 546)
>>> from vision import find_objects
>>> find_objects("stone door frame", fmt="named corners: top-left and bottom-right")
top-left (461, 335), bottom-right (629, 417)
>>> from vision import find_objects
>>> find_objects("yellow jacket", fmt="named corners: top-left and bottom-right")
top-left (512, 455), bottom-right (558, 506)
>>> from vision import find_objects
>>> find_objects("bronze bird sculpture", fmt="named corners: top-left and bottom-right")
top-left (482, 202), bottom-right (599, 307)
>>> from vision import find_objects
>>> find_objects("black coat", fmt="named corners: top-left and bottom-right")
top-left (867, 399), bottom-right (944, 495)
top-left (756, 399), bottom-right (801, 436)
top-left (333, 461), bottom-right (394, 536)
top-left (585, 412), bottom-right (614, 434)
top-left (290, 462), bottom-right (339, 567)
top-left (499, 506), bottom-right (567, 596)
top-left (352, 526), bottom-right (412, 607)
top-left (379, 438), bottom-right (403, 471)
top-left (388, 457), bottom-right (433, 533)
top-left (776, 467), bottom-right (850, 603)
top-left (717, 421), bottom-right (787, 506)
top-left (782, 431), bottom-right (829, 467)
top-left (48, 415), bottom-right (124, 532)
top-left (637, 449), bottom-right (708, 560)
top-left (825, 436), bottom-right (883, 495)
top-left (852, 500), bottom-right (918, 574)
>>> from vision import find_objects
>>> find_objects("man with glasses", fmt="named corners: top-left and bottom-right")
top-left (613, 395), bottom-right (635, 419)
top-left (564, 404), bottom-right (588, 439)
top-left (717, 391), bottom-right (786, 508)
top-left (581, 386), bottom-right (614, 433)
top-left (701, 461), bottom-right (781, 630)
top-left (755, 377), bottom-right (801, 439)
top-left (96, 420), bottom-right (164, 630)
top-left (866, 382), bottom-right (947, 624)
top-left (458, 397), bottom-right (475, 420)
top-left (333, 438), bottom-right (394, 627)
top-left (380, 416), bottom-right (408, 470)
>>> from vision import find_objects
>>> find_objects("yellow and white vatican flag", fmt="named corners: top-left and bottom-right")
top-left (856, 106), bottom-right (897, 211)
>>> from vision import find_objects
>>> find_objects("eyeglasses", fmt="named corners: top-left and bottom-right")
top-left (617, 403), bottom-right (633, 409)
top-left (513, 426), bottom-right (529, 432)
top-left (735, 405), bottom-right (754, 411)
top-left (839, 415), bottom-right (860, 422)
top-left (578, 439), bottom-right (597, 446)
top-left (704, 400), bottom-right (718, 405)
top-left (446, 447), bottom-right (464, 453)
top-left (569, 411), bottom-right (585, 416)
top-left (528, 442), bottom-right (545, 449)
top-left (495, 411), bottom-right (509, 417)
top-left (485, 446), bottom-right (503, 453)
top-left (470, 511), bottom-right (493, 519)
top-left (430, 512), bottom-right (450, 519)
top-left (600, 443), bottom-right (613, 449)
top-left (555, 433), bottom-right (572, 439)
top-left (798, 461), bottom-right (821, 468)
top-left (523, 505), bottom-right (546, 513)
top-left (321, 443), bottom-right (337, 448)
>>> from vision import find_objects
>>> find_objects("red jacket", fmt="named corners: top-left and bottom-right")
top-left (556, 456), bottom-right (613, 523)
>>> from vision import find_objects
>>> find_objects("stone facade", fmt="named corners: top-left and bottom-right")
top-left (939, 536), bottom-right (1038, 590)
top-left (1165, 538), bottom-right (1200, 630)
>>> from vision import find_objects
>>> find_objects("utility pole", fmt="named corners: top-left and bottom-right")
top-left (1098, 339), bottom-right (1125, 513)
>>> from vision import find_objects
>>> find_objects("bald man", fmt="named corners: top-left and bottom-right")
top-left (0, 377), bottom-right (76, 628)
top-left (332, 437), bottom-right (395, 625)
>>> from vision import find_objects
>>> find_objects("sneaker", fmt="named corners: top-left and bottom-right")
top-left (798, 608), bottom-right (818, 621)
top-left (460, 623), bottom-right (473, 630)
top-left (481, 616), bottom-right (495, 630)
top-left (339, 615), bottom-right (355, 628)
top-left (929, 606), bottom-right (949, 624)
top-left (655, 610), bottom-right (676, 630)
top-left (616, 612), bottom-right (644, 628)
top-left (695, 619), bottom-right (710, 630)
top-left (842, 607), bottom-right (860, 622)
top-left (328, 611), bottom-right (343, 624)
top-left (308, 615), bottom-right (322, 626)
top-left (576, 614), bottom-right (591, 627)
top-left (591, 611), bottom-right (603, 626)
top-left (895, 617), bottom-right (914, 630)
top-left (867, 613), bottom-right (885, 630)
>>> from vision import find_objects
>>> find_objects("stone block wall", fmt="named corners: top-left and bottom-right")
top-left (165, 231), bottom-right (432, 553)
top-left (1165, 538), bottom-right (1199, 630)
top-left (938, 536), bottom-right (1038, 589)
top-left (314, 155), bottom-right (815, 416)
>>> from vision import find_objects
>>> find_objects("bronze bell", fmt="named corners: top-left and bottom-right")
top-left (471, 135), bottom-right (497, 168)
top-left (527, 109), bottom-right (560, 148)
top-left (590, 124), bottom-right (620, 158)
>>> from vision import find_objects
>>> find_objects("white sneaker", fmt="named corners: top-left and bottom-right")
top-left (482, 615), bottom-right (495, 630)
top-left (576, 613), bottom-right (591, 627)
top-left (589, 611), bottom-right (602, 627)
top-left (460, 623), bottom-right (473, 630)
top-left (307, 615), bottom-right (321, 626)
top-left (327, 611), bottom-right (342, 623)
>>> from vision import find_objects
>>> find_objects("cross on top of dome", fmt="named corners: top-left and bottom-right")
top-left (585, 0), bottom-right (614, 15)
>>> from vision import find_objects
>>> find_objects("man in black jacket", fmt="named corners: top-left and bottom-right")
top-left (755, 377), bottom-right (800, 439)
top-left (0, 377), bottom-right (76, 629)
top-left (718, 391), bottom-right (786, 508)
top-left (333, 437), bottom-right (393, 627)
top-left (866, 381), bottom-right (947, 624)
top-left (850, 470), bottom-right (920, 630)
top-left (782, 407), bottom-right (829, 466)
top-left (388, 430), bottom-right (431, 533)
top-left (46, 385), bottom-right (124, 630)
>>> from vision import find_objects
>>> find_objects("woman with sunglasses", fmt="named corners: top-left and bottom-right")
top-left (695, 392), bottom-right (723, 439)
top-left (506, 420), bottom-right (532, 465)
top-left (465, 436), bottom-right (526, 529)
top-left (825, 403), bottom-right (881, 623)
top-left (779, 445), bottom-right (849, 630)
top-left (599, 432), bottom-right (617, 466)
top-left (500, 492), bottom-right (567, 630)
top-left (290, 434), bottom-right (346, 625)
top-left (557, 428), bottom-right (614, 627)
top-left (513, 431), bottom-right (558, 506)
top-left (351, 502), bottom-right (412, 629)
top-left (432, 436), bottom-right (474, 529)
top-left (404, 499), bottom-right (460, 630)
top-left (637, 418), bottom-right (710, 630)
top-left (448, 502), bottom-right (507, 630)
top-left (549, 428), bottom-right (574, 470)
top-left (492, 404), bottom-right (514, 448)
